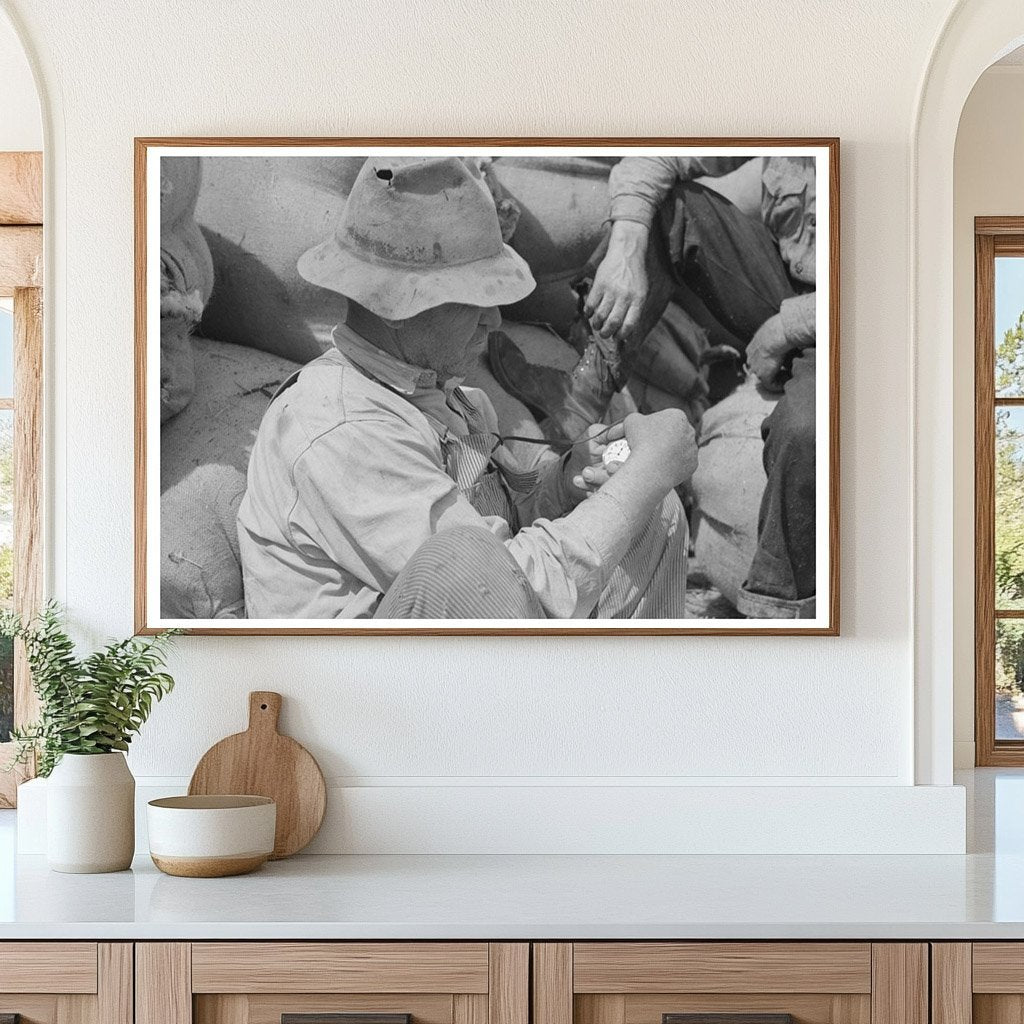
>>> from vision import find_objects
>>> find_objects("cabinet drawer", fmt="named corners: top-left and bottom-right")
top-left (533, 944), bottom-right (925, 1024)
top-left (937, 942), bottom-right (1024, 1024)
top-left (139, 943), bottom-right (528, 1024)
top-left (191, 943), bottom-right (491, 994)
top-left (570, 943), bottom-right (871, 1024)
top-left (572, 944), bottom-right (872, 994)
top-left (0, 943), bottom-right (99, 994)
top-left (0, 943), bottom-right (131, 1024)
top-left (973, 943), bottom-right (1024, 992)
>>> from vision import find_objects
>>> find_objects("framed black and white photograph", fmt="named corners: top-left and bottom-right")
top-left (135, 138), bottom-right (839, 635)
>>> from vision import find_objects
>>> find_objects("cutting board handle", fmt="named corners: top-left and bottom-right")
top-left (248, 691), bottom-right (282, 734)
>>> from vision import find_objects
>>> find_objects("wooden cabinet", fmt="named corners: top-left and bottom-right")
top-left (532, 944), bottom-right (928, 1024)
top-left (0, 943), bottom-right (132, 1024)
top-left (136, 944), bottom-right (528, 1024)
top-left (0, 938), bottom-right (960, 1024)
top-left (932, 943), bottom-right (1024, 1024)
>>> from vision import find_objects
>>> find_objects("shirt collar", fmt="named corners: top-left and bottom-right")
top-left (330, 322), bottom-right (463, 396)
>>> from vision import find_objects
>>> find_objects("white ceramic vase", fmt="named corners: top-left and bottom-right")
top-left (46, 752), bottom-right (135, 873)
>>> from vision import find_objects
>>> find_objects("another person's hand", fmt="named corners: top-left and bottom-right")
top-left (621, 409), bottom-right (698, 491)
top-left (585, 220), bottom-right (649, 343)
top-left (746, 313), bottom-right (793, 392)
top-left (565, 423), bottom-right (621, 502)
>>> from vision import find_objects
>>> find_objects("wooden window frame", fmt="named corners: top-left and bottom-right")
top-left (0, 151), bottom-right (43, 806)
top-left (975, 217), bottom-right (1024, 765)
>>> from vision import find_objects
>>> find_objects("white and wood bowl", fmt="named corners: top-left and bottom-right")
top-left (147, 795), bottom-right (276, 877)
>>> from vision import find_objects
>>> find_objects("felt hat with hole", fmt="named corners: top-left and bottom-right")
top-left (297, 157), bottom-right (536, 320)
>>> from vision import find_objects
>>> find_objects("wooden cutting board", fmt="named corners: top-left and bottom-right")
top-left (188, 691), bottom-right (326, 859)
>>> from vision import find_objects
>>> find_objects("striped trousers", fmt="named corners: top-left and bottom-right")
top-left (374, 494), bottom-right (688, 620)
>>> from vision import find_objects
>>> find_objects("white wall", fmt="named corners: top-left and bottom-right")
top-left (953, 65), bottom-right (1024, 767)
top-left (0, 11), bottom-right (40, 151)
top-left (1, 0), bottom-right (976, 851)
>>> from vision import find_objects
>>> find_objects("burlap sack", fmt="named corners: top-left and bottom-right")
top-left (160, 157), bottom-right (215, 422)
top-left (195, 156), bottom-right (363, 363)
top-left (159, 325), bottom-right (560, 619)
top-left (160, 337), bottom-right (299, 619)
top-left (191, 154), bottom-right (763, 359)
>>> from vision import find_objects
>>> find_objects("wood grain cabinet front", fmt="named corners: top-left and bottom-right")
top-left (533, 944), bottom-right (929, 1024)
top-left (933, 943), bottom-right (1024, 1024)
top-left (136, 944), bottom-right (528, 1024)
top-left (0, 943), bottom-right (132, 1024)
top-left (0, 936), bottom-right (949, 1024)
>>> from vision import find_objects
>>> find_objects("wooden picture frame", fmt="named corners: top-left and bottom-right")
top-left (136, 137), bottom-right (840, 636)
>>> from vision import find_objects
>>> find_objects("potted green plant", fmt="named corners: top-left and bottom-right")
top-left (2, 603), bottom-right (178, 873)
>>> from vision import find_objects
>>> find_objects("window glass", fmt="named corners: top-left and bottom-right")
top-left (997, 620), bottom-right (1024, 740)
top-left (993, 255), bottom-right (1024, 745)
top-left (0, 306), bottom-right (12, 400)
top-left (996, 257), bottom-right (1024, 397)
top-left (996, 407), bottom-right (1024, 610)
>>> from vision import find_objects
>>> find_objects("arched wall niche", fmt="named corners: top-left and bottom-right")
top-left (0, 5), bottom-right (47, 805)
top-left (914, 1), bottom-right (1024, 785)
top-left (0, 5), bottom-right (43, 149)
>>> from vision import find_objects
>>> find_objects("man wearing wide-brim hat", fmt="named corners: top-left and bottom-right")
top-left (237, 157), bottom-right (696, 620)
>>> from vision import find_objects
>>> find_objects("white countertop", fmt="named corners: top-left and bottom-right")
top-left (0, 849), bottom-right (1021, 940)
top-left (1, 769), bottom-right (1022, 941)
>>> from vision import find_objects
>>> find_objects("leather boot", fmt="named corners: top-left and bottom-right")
top-left (488, 326), bottom-right (623, 447)
top-left (487, 224), bottom-right (679, 445)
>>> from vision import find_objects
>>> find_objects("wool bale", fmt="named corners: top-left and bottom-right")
top-left (159, 464), bottom-right (248, 620)
top-left (495, 157), bottom-right (613, 334)
top-left (161, 157), bottom-right (215, 304)
top-left (159, 315), bottom-right (198, 423)
top-left (190, 156), bottom-right (609, 351)
top-left (189, 154), bottom-right (762, 364)
top-left (160, 337), bottom-right (300, 619)
top-left (194, 156), bottom-right (364, 363)
top-left (161, 156), bottom-right (203, 231)
top-left (496, 157), bottom-right (616, 277)
top-left (160, 158), bottom-right (216, 422)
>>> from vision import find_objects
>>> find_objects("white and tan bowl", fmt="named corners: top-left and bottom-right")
top-left (147, 795), bottom-right (276, 877)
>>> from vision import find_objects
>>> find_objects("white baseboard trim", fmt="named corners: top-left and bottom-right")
top-left (17, 778), bottom-right (967, 856)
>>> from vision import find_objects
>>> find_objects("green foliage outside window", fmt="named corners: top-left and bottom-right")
top-left (996, 405), bottom-right (1024, 609)
top-left (996, 312), bottom-right (1024, 695)
top-left (997, 621), bottom-right (1024, 694)
top-left (997, 310), bottom-right (1024, 397)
